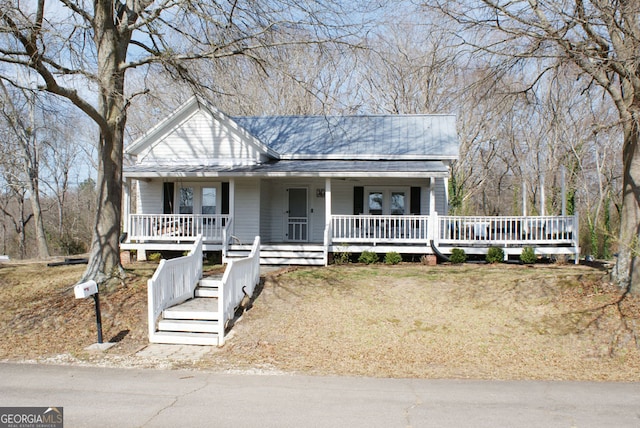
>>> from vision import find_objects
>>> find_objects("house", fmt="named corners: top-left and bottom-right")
top-left (122, 96), bottom-right (580, 265)
top-left (125, 96), bottom-right (580, 345)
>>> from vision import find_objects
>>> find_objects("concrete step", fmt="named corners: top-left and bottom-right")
top-left (195, 276), bottom-right (221, 297)
top-left (158, 319), bottom-right (220, 333)
top-left (195, 287), bottom-right (218, 298)
top-left (163, 298), bottom-right (219, 320)
top-left (150, 331), bottom-right (219, 346)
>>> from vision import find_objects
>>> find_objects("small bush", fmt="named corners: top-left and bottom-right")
top-left (358, 251), bottom-right (379, 264)
top-left (148, 252), bottom-right (163, 262)
top-left (333, 245), bottom-right (351, 265)
top-left (520, 247), bottom-right (536, 264)
top-left (449, 248), bottom-right (467, 264)
top-left (486, 247), bottom-right (504, 264)
top-left (384, 252), bottom-right (402, 265)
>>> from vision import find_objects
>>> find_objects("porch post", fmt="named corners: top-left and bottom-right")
top-left (122, 178), bottom-right (131, 235)
top-left (522, 180), bottom-right (527, 216)
top-left (229, 179), bottom-right (235, 234)
top-left (429, 177), bottom-right (436, 215)
top-left (443, 176), bottom-right (449, 215)
top-left (324, 178), bottom-right (332, 246)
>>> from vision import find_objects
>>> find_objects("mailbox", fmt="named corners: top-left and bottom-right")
top-left (74, 280), bottom-right (98, 299)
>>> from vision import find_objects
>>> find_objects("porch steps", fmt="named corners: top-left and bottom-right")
top-left (151, 275), bottom-right (222, 346)
top-left (227, 244), bottom-right (325, 266)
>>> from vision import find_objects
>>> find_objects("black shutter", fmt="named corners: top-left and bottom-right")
top-left (221, 182), bottom-right (230, 215)
top-left (353, 186), bottom-right (364, 214)
top-left (163, 182), bottom-right (174, 214)
top-left (410, 187), bottom-right (421, 214)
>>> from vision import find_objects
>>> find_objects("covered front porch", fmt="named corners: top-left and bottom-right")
top-left (122, 211), bottom-right (580, 263)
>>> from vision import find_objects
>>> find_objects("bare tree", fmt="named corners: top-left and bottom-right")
top-left (424, 0), bottom-right (640, 292)
top-left (0, 83), bottom-right (49, 258)
top-left (0, 0), bottom-right (370, 286)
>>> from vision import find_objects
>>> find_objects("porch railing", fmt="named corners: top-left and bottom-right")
top-left (331, 215), bottom-right (430, 243)
top-left (437, 215), bottom-right (577, 246)
top-left (330, 213), bottom-right (578, 249)
top-left (218, 236), bottom-right (261, 346)
top-left (128, 214), bottom-right (230, 242)
top-left (147, 235), bottom-right (203, 342)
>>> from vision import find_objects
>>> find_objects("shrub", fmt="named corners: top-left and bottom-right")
top-left (148, 252), bottom-right (163, 262)
top-left (520, 247), bottom-right (536, 264)
top-left (333, 245), bottom-right (351, 265)
top-left (449, 248), bottom-right (467, 264)
top-left (384, 252), bottom-right (402, 265)
top-left (358, 251), bottom-right (379, 264)
top-left (486, 247), bottom-right (504, 264)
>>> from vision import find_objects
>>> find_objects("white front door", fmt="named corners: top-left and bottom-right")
top-left (286, 188), bottom-right (308, 242)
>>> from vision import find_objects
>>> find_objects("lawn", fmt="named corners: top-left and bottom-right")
top-left (1, 260), bottom-right (639, 380)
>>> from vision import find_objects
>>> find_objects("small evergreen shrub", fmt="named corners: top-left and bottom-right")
top-left (358, 251), bottom-right (379, 264)
top-left (520, 247), bottom-right (536, 264)
top-left (449, 248), bottom-right (467, 264)
top-left (148, 252), bottom-right (163, 262)
top-left (334, 245), bottom-right (351, 265)
top-left (486, 247), bottom-right (504, 263)
top-left (384, 251), bottom-right (402, 265)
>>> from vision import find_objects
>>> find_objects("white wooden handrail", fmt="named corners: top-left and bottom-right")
top-left (147, 235), bottom-right (203, 341)
top-left (218, 236), bottom-right (261, 346)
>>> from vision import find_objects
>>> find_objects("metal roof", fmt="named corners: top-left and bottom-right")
top-left (123, 160), bottom-right (450, 178)
top-left (232, 115), bottom-right (458, 159)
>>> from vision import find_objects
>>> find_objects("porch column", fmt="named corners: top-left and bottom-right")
top-left (229, 179), bottom-right (235, 234)
top-left (429, 177), bottom-right (436, 215)
top-left (324, 178), bottom-right (332, 246)
top-left (122, 178), bottom-right (131, 235)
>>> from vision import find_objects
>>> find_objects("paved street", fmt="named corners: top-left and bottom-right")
top-left (1, 362), bottom-right (639, 427)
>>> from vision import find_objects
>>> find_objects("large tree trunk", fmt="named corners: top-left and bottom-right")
top-left (613, 116), bottom-right (640, 294)
top-left (81, 2), bottom-right (128, 286)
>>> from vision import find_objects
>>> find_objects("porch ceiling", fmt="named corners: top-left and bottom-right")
top-left (123, 160), bottom-right (450, 179)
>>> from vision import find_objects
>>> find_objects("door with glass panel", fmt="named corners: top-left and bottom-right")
top-left (286, 188), bottom-right (308, 242)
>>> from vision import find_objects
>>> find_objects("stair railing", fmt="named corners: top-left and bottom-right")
top-left (218, 235), bottom-right (261, 346)
top-left (147, 235), bottom-right (203, 341)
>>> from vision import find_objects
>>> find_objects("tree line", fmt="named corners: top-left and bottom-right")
top-left (0, 1), bottom-right (631, 290)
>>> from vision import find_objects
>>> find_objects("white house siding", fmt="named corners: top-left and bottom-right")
top-left (260, 180), bottom-right (279, 243)
top-left (137, 180), bottom-right (163, 213)
top-left (309, 182), bottom-right (327, 242)
top-left (233, 178), bottom-right (261, 243)
top-left (330, 180), bottom-right (354, 215)
top-left (434, 177), bottom-right (447, 214)
top-left (137, 110), bottom-right (267, 165)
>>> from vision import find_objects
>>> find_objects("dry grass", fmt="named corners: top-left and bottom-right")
top-left (1, 260), bottom-right (639, 380)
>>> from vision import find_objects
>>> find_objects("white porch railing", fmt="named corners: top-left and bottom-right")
top-left (129, 214), bottom-right (230, 242)
top-left (218, 236), bottom-right (261, 346)
top-left (147, 235), bottom-right (203, 342)
top-left (331, 215), bottom-right (430, 243)
top-left (330, 213), bottom-right (579, 250)
top-left (436, 215), bottom-right (578, 246)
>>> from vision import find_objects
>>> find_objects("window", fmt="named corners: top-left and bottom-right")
top-left (179, 187), bottom-right (194, 214)
top-left (368, 192), bottom-right (383, 215)
top-left (201, 187), bottom-right (216, 214)
top-left (366, 188), bottom-right (409, 215)
top-left (391, 192), bottom-right (405, 215)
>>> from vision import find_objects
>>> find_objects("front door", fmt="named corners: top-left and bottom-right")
top-left (286, 188), bottom-right (308, 242)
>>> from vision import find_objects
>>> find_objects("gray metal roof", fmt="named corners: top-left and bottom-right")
top-left (123, 160), bottom-right (450, 178)
top-left (232, 115), bottom-right (458, 159)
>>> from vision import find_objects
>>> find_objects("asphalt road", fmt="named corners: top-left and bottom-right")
top-left (1, 363), bottom-right (639, 427)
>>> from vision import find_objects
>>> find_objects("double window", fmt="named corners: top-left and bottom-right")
top-left (175, 185), bottom-right (218, 215)
top-left (367, 188), bottom-right (408, 215)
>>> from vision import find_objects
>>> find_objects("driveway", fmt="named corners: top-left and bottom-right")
top-left (1, 363), bottom-right (638, 427)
